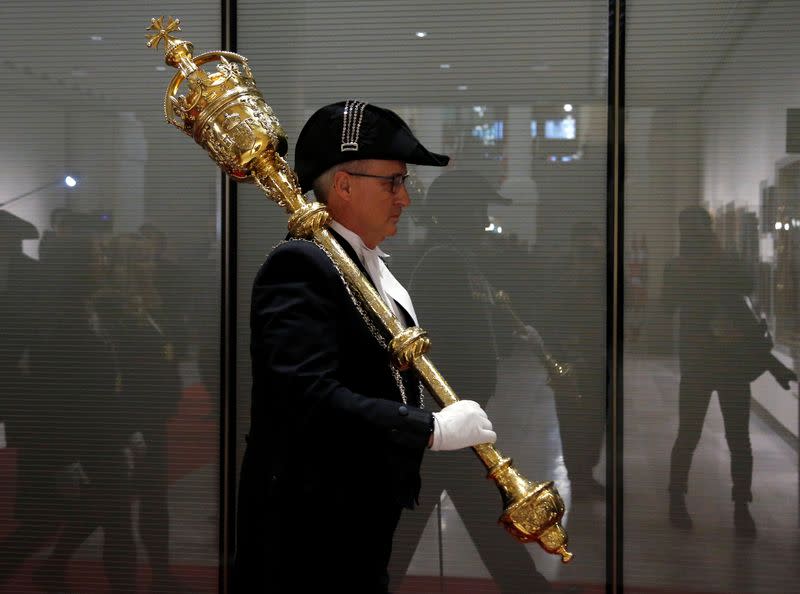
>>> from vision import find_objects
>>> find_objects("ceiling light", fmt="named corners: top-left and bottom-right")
top-left (90, 35), bottom-right (103, 42)
top-left (440, 64), bottom-right (450, 69)
top-left (415, 31), bottom-right (427, 38)
top-left (564, 103), bottom-right (573, 112)
top-left (457, 85), bottom-right (468, 91)
top-left (155, 65), bottom-right (167, 71)
top-left (65, 176), bottom-right (78, 188)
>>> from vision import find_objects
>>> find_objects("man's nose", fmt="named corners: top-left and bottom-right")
top-left (396, 186), bottom-right (411, 207)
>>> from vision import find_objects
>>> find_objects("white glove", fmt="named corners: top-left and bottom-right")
top-left (515, 324), bottom-right (544, 350)
top-left (430, 400), bottom-right (497, 451)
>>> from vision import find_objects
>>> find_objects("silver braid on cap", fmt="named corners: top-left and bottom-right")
top-left (341, 99), bottom-right (367, 152)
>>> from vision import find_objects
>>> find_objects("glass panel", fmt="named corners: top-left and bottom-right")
top-left (237, 1), bottom-right (607, 591)
top-left (625, 1), bottom-right (799, 592)
top-left (0, 3), bottom-right (221, 593)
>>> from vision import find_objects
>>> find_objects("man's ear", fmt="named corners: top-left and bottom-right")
top-left (332, 170), bottom-right (352, 202)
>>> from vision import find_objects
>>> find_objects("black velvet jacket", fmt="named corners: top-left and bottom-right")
top-left (235, 230), bottom-right (434, 580)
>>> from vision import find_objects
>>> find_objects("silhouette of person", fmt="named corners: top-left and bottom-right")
top-left (97, 232), bottom-right (184, 592)
top-left (0, 210), bottom-right (39, 423)
top-left (0, 210), bottom-right (47, 586)
top-left (663, 205), bottom-right (796, 537)
top-left (25, 227), bottom-right (137, 594)
top-left (390, 169), bottom-right (551, 593)
top-left (37, 231), bottom-right (186, 593)
top-left (544, 222), bottom-right (606, 501)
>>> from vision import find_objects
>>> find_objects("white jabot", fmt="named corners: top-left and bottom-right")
top-left (329, 220), bottom-right (419, 327)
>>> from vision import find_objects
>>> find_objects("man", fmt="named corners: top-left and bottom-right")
top-left (233, 100), bottom-right (497, 593)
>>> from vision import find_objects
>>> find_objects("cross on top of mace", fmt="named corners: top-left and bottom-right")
top-left (146, 16), bottom-right (182, 52)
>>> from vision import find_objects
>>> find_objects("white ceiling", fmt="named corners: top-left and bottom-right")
top-left (1, 0), bottom-right (767, 113)
top-left (625, 0), bottom-right (766, 106)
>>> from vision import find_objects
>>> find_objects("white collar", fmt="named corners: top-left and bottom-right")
top-left (329, 220), bottom-right (389, 266)
top-left (328, 219), bottom-right (418, 326)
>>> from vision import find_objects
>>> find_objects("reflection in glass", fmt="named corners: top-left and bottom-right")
top-left (625, 2), bottom-right (800, 592)
top-left (395, 168), bottom-right (550, 592)
top-left (663, 206), bottom-right (794, 535)
top-left (0, 4), bottom-right (221, 593)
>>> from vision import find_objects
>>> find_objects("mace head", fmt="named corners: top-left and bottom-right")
top-left (146, 16), bottom-right (288, 182)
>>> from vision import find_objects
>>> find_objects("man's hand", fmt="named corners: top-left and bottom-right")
top-left (514, 324), bottom-right (544, 350)
top-left (770, 358), bottom-right (797, 391)
top-left (430, 400), bottom-right (497, 451)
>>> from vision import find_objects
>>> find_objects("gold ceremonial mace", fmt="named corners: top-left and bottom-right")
top-left (146, 16), bottom-right (572, 562)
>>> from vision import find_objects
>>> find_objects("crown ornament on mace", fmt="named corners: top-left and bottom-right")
top-left (146, 16), bottom-right (288, 183)
top-left (145, 17), bottom-right (572, 563)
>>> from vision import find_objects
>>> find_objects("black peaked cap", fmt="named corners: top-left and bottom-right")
top-left (294, 101), bottom-right (450, 193)
top-left (425, 169), bottom-right (511, 207)
top-left (417, 169), bottom-right (511, 229)
top-left (0, 210), bottom-right (39, 240)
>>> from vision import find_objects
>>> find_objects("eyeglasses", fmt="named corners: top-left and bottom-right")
top-left (344, 171), bottom-right (410, 194)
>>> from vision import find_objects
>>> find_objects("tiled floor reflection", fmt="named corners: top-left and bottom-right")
top-left (623, 356), bottom-right (798, 594)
